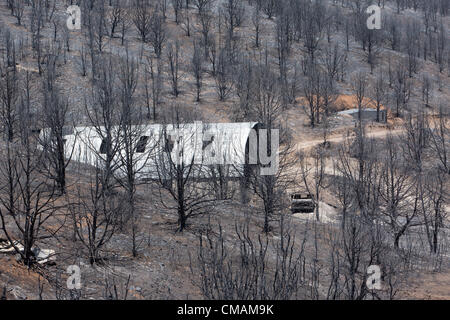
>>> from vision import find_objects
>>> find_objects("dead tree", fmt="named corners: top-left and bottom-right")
top-left (303, 1), bottom-right (324, 63)
top-left (403, 113), bottom-right (429, 174)
top-left (133, 0), bottom-right (153, 42)
top-left (299, 146), bottom-right (327, 222)
top-left (222, 0), bottom-right (245, 41)
top-left (103, 274), bottom-right (131, 300)
top-left (0, 32), bottom-right (18, 142)
top-left (39, 51), bottom-right (72, 195)
top-left (158, 0), bottom-right (168, 21)
top-left (334, 128), bottom-right (381, 219)
top-left (171, 0), bottom-right (183, 24)
top-left (329, 213), bottom-right (383, 300)
top-left (379, 134), bottom-right (421, 249)
top-left (436, 20), bottom-right (446, 73)
top-left (118, 50), bottom-right (140, 256)
top-left (144, 56), bottom-right (163, 120)
top-left (302, 63), bottom-right (321, 128)
top-left (193, 218), bottom-right (307, 299)
top-left (351, 71), bottom-right (368, 125)
top-left (320, 74), bottom-right (337, 118)
top-left (108, 0), bottom-right (126, 39)
top-left (429, 107), bottom-right (449, 174)
top-left (386, 14), bottom-right (401, 51)
top-left (86, 2), bottom-right (108, 54)
top-left (11, 0), bottom-right (24, 25)
top-left (262, 0), bottom-right (277, 20)
top-left (302, 62), bottom-right (335, 126)
top-left (251, 1), bottom-right (262, 48)
top-left (149, 9), bottom-right (166, 59)
top-left (275, 5), bottom-right (293, 108)
top-left (166, 41), bottom-right (182, 97)
top-left (354, 4), bottom-right (382, 73)
top-left (29, 0), bottom-right (45, 75)
top-left (233, 56), bottom-right (254, 121)
top-left (319, 42), bottom-right (347, 82)
top-left (191, 40), bottom-right (203, 102)
top-left (392, 61), bottom-right (411, 118)
top-left (70, 165), bottom-right (122, 265)
top-left (85, 56), bottom-right (121, 194)
top-left (77, 44), bottom-right (89, 77)
top-left (116, 50), bottom-right (153, 257)
top-left (197, 1), bottom-right (214, 59)
top-left (0, 97), bottom-right (60, 267)
top-left (194, 0), bottom-right (215, 14)
top-left (372, 70), bottom-right (387, 122)
top-left (119, 5), bottom-right (132, 45)
top-left (423, 170), bottom-right (447, 254)
top-left (248, 66), bottom-right (296, 233)
top-left (180, 4), bottom-right (191, 36)
top-left (421, 75), bottom-right (432, 108)
top-left (207, 164), bottom-right (235, 201)
top-left (404, 20), bottom-right (421, 77)
top-left (214, 47), bottom-right (233, 101)
top-left (153, 105), bottom-right (216, 232)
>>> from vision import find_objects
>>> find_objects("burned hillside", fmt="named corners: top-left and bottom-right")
top-left (0, 0), bottom-right (449, 301)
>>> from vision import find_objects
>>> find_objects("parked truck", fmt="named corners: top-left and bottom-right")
top-left (290, 193), bottom-right (315, 213)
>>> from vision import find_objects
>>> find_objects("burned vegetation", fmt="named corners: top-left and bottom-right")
top-left (0, 0), bottom-right (449, 300)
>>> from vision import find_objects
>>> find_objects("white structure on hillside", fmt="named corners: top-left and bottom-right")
top-left (39, 122), bottom-right (262, 180)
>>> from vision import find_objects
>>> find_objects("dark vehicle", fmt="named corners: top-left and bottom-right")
top-left (290, 193), bottom-right (315, 213)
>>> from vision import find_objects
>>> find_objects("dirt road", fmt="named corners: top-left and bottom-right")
top-left (295, 126), bottom-right (405, 151)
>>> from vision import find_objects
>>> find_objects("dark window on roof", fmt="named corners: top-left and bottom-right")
top-left (136, 136), bottom-right (149, 153)
top-left (62, 126), bottom-right (74, 135)
top-left (202, 135), bottom-right (214, 150)
top-left (165, 138), bottom-right (174, 153)
top-left (100, 139), bottom-right (110, 154)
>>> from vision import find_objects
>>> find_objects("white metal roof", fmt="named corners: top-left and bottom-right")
top-left (337, 108), bottom-right (379, 115)
top-left (39, 122), bottom-right (260, 180)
